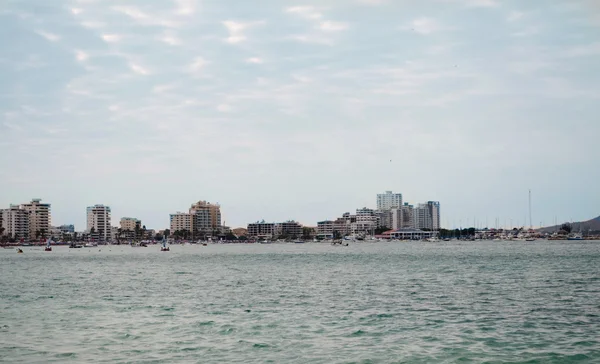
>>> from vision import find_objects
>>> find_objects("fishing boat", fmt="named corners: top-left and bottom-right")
top-left (45, 238), bottom-right (52, 251)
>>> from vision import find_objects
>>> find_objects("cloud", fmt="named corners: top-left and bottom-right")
top-left (286, 5), bottom-right (348, 43)
top-left (464, 0), bottom-right (498, 7)
top-left (36, 30), bottom-right (60, 42)
top-left (71, 8), bottom-right (83, 15)
top-left (223, 21), bottom-right (248, 43)
top-left (564, 42), bottom-right (600, 57)
top-left (357, 0), bottom-right (388, 4)
top-left (75, 50), bottom-right (89, 62)
top-left (409, 18), bottom-right (442, 35)
top-left (158, 31), bottom-right (182, 46)
top-left (507, 11), bottom-right (524, 22)
top-left (101, 34), bottom-right (122, 43)
top-left (319, 21), bottom-right (348, 32)
top-left (188, 57), bottom-right (207, 75)
top-left (174, 0), bottom-right (196, 15)
top-left (246, 57), bottom-right (263, 64)
top-left (217, 104), bottom-right (232, 112)
top-left (512, 26), bottom-right (540, 37)
top-left (129, 62), bottom-right (150, 75)
top-left (286, 6), bottom-right (322, 20)
top-left (111, 5), bottom-right (177, 28)
top-left (152, 84), bottom-right (177, 93)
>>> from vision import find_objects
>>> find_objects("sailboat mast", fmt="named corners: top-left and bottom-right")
top-left (528, 189), bottom-right (532, 230)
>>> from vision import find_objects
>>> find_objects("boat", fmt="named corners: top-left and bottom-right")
top-left (294, 241), bottom-right (305, 244)
top-left (525, 238), bottom-right (536, 242)
top-left (84, 242), bottom-right (98, 248)
top-left (567, 233), bottom-right (583, 241)
top-left (69, 243), bottom-right (83, 248)
top-left (45, 238), bottom-right (52, 251)
top-left (161, 238), bottom-right (170, 251)
top-left (17, 248), bottom-right (23, 253)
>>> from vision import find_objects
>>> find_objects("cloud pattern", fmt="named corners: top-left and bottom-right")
top-left (1, 0), bottom-right (599, 230)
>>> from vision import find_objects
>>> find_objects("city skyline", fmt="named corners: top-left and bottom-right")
top-left (1, 1), bottom-right (599, 229)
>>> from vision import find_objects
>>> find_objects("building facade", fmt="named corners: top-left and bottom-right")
top-left (21, 199), bottom-right (51, 240)
top-left (247, 221), bottom-right (275, 238)
top-left (427, 201), bottom-right (441, 230)
top-left (1, 205), bottom-right (29, 239)
top-left (170, 213), bottom-right (193, 233)
top-left (377, 191), bottom-right (403, 211)
top-left (189, 201), bottom-right (222, 234)
top-left (87, 205), bottom-right (111, 241)
top-left (401, 203), bottom-right (415, 229)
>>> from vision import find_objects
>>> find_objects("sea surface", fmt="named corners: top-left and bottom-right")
top-left (1, 241), bottom-right (599, 363)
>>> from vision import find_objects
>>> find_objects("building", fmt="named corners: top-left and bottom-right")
top-left (87, 204), bottom-right (111, 241)
top-left (391, 208), bottom-right (403, 230)
top-left (427, 201), bottom-right (441, 230)
top-left (274, 221), bottom-right (303, 238)
top-left (58, 224), bottom-right (75, 233)
top-left (352, 207), bottom-right (379, 234)
top-left (170, 212), bottom-right (193, 234)
top-left (414, 204), bottom-right (430, 230)
top-left (21, 198), bottom-right (51, 240)
top-left (317, 220), bottom-right (334, 237)
top-left (189, 201), bottom-right (222, 234)
top-left (232, 228), bottom-right (248, 237)
top-left (377, 191), bottom-right (403, 211)
top-left (376, 210), bottom-right (393, 229)
top-left (247, 221), bottom-right (275, 238)
top-left (389, 228), bottom-right (435, 240)
top-left (401, 203), bottom-right (415, 229)
top-left (120, 217), bottom-right (141, 238)
top-left (1, 205), bottom-right (29, 239)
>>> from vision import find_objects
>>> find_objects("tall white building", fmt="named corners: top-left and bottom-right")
top-left (21, 198), bottom-right (51, 240)
top-left (1, 205), bottom-right (29, 239)
top-left (377, 191), bottom-right (403, 211)
top-left (87, 205), bottom-right (111, 241)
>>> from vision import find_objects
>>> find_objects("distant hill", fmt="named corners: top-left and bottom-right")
top-left (538, 216), bottom-right (600, 234)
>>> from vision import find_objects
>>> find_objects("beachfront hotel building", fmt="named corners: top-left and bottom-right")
top-left (21, 198), bottom-right (51, 240)
top-left (87, 204), bottom-right (111, 241)
top-left (377, 191), bottom-right (403, 211)
top-left (1, 205), bottom-right (29, 239)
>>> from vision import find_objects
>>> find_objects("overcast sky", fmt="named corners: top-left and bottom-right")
top-left (1, 0), bottom-right (599, 230)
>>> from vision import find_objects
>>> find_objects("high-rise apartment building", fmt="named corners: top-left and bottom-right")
top-left (21, 198), bottom-right (51, 240)
top-left (87, 204), bottom-right (111, 241)
top-left (189, 201), bottom-right (222, 233)
top-left (427, 201), bottom-right (441, 230)
top-left (377, 191), bottom-right (403, 211)
top-left (1, 205), bottom-right (29, 239)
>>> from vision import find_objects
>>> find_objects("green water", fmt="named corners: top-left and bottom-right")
top-left (1, 241), bottom-right (599, 363)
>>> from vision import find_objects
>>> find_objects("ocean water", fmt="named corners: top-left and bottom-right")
top-left (1, 241), bottom-right (599, 363)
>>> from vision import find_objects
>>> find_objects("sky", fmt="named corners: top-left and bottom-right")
top-left (1, 0), bottom-right (599, 231)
